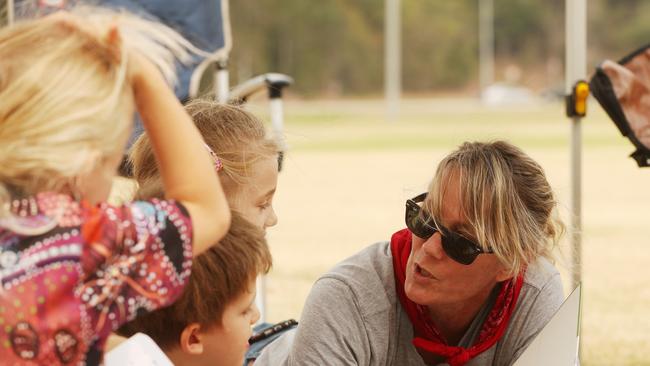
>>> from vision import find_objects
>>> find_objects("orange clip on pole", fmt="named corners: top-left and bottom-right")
top-left (574, 80), bottom-right (589, 117)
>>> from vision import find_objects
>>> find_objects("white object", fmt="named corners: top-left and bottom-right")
top-left (566, 0), bottom-right (587, 291)
top-left (384, 0), bottom-right (401, 121)
top-left (104, 333), bottom-right (174, 366)
top-left (7, 0), bottom-right (14, 25)
top-left (479, 0), bottom-right (495, 94)
top-left (513, 285), bottom-right (581, 366)
top-left (481, 83), bottom-right (536, 106)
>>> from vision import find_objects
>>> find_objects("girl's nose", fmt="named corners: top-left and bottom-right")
top-left (265, 206), bottom-right (278, 228)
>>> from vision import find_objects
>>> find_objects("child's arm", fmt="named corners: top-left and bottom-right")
top-left (129, 52), bottom-right (230, 255)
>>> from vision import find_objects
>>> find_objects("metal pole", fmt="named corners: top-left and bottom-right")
top-left (269, 97), bottom-right (287, 154)
top-left (565, 0), bottom-right (587, 359)
top-left (214, 61), bottom-right (229, 103)
top-left (565, 0), bottom-right (586, 291)
top-left (385, 0), bottom-right (401, 122)
top-left (479, 0), bottom-right (494, 98)
top-left (569, 114), bottom-right (582, 286)
top-left (7, 0), bottom-right (14, 25)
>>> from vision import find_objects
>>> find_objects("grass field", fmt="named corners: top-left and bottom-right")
top-left (248, 98), bottom-right (650, 365)
top-left (109, 97), bottom-right (649, 365)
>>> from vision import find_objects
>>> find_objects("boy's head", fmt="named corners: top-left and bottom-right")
top-left (117, 212), bottom-right (272, 366)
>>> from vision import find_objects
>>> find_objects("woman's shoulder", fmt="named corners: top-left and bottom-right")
top-left (522, 256), bottom-right (563, 295)
top-left (312, 242), bottom-right (398, 315)
top-left (294, 242), bottom-right (410, 365)
top-left (323, 242), bottom-right (395, 286)
top-left (516, 257), bottom-right (565, 325)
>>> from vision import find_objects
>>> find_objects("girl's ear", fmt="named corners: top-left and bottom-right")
top-left (179, 323), bottom-right (204, 355)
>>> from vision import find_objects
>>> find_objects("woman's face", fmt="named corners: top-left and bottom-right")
top-left (404, 172), bottom-right (510, 311)
top-left (228, 156), bottom-right (279, 230)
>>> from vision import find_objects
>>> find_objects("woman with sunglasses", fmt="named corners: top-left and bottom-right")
top-left (255, 140), bottom-right (565, 366)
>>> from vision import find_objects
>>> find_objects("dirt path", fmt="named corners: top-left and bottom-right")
top-left (261, 100), bottom-right (650, 365)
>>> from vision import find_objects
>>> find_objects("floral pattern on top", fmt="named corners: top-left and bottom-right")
top-left (0, 192), bottom-right (193, 365)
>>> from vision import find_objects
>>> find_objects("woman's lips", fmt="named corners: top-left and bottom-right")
top-left (415, 263), bottom-right (437, 280)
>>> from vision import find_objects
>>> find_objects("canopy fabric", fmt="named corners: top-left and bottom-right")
top-left (102, 0), bottom-right (228, 101)
top-left (591, 45), bottom-right (650, 167)
top-left (14, 0), bottom-right (229, 101)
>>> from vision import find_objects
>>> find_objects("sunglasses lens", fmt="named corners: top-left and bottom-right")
top-left (405, 194), bottom-right (487, 265)
top-left (441, 233), bottom-right (481, 265)
top-left (405, 202), bottom-right (435, 239)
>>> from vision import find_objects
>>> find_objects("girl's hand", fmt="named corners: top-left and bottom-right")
top-left (46, 11), bottom-right (123, 67)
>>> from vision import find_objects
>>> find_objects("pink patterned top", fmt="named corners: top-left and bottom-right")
top-left (0, 192), bottom-right (193, 365)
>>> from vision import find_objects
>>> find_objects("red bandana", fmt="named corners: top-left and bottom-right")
top-left (390, 228), bottom-right (524, 366)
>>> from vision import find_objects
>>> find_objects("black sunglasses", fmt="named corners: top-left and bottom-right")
top-left (405, 193), bottom-right (492, 265)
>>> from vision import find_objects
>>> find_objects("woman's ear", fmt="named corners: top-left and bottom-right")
top-left (179, 323), bottom-right (204, 355)
top-left (495, 267), bottom-right (514, 283)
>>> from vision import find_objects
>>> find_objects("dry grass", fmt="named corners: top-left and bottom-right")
top-left (253, 98), bottom-right (650, 366)
top-left (110, 97), bottom-right (650, 365)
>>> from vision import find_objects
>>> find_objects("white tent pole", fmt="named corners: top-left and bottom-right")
top-left (479, 0), bottom-right (494, 98)
top-left (385, 0), bottom-right (401, 122)
top-left (565, 0), bottom-right (587, 291)
top-left (7, 0), bottom-right (14, 25)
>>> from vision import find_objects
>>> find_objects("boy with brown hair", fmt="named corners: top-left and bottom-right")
top-left (117, 212), bottom-right (272, 366)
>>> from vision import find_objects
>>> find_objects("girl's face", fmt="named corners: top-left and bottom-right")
top-left (78, 127), bottom-right (131, 205)
top-left (78, 104), bottom-right (133, 205)
top-left (78, 150), bottom-right (124, 205)
top-left (229, 156), bottom-right (279, 230)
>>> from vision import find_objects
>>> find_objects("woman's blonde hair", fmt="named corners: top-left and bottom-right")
top-left (0, 6), bottom-right (198, 230)
top-left (129, 99), bottom-right (278, 200)
top-left (425, 141), bottom-right (564, 277)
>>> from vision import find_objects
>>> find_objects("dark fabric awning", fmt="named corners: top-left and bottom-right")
top-left (591, 45), bottom-right (650, 167)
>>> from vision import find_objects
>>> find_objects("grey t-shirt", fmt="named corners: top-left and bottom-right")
top-left (256, 242), bottom-right (563, 366)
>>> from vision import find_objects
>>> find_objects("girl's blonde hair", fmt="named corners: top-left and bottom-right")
top-left (0, 6), bottom-right (197, 230)
top-left (130, 100), bottom-right (278, 200)
top-left (425, 141), bottom-right (565, 277)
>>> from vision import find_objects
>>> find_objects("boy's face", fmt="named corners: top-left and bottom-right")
top-left (198, 279), bottom-right (260, 366)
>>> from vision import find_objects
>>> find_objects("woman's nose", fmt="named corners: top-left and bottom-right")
top-left (422, 231), bottom-right (446, 260)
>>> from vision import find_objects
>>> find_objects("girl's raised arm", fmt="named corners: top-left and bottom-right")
top-left (129, 52), bottom-right (230, 255)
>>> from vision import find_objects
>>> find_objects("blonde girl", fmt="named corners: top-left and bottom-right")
top-left (0, 8), bottom-right (230, 365)
top-left (130, 99), bottom-right (280, 230)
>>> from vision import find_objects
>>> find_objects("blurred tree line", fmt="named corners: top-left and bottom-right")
top-left (230, 0), bottom-right (650, 97)
top-left (0, 0), bottom-right (647, 96)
